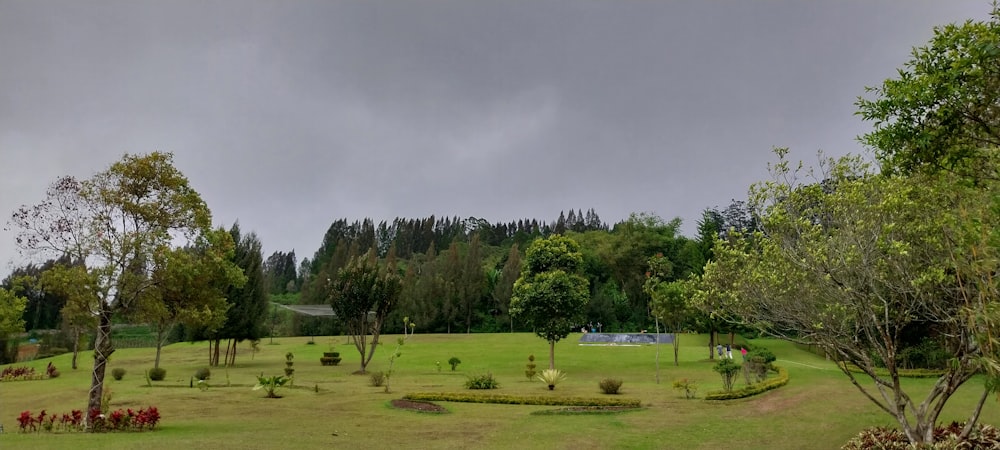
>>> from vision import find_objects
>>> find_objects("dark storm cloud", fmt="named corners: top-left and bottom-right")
top-left (0, 0), bottom-right (991, 269)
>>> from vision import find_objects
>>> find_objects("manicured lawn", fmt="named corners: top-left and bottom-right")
top-left (1, 333), bottom-right (997, 449)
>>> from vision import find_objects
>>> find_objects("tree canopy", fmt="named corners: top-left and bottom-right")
top-left (510, 234), bottom-right (589, 370)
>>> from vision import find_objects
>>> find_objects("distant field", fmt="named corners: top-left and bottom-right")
top-left (1, 333), bottom-right (997, 449)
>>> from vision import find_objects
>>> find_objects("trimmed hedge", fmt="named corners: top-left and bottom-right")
top-left (704, 366), bottom-right (788, 400)
top-left (839, 363), bottom-right (945, 379)
top-left (403, 392), bottom-right (641, 407)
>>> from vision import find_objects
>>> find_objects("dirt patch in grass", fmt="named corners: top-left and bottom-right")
top-left (391, 399), bottom-right (448, 413)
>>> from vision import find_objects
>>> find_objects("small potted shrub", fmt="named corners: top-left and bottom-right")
top-left (111, 368), bottom-right (126, 381)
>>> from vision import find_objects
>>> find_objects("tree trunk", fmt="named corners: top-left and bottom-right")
top-left (548, 340), bottom-right (555, 370)
top-left (654, 318), bottom-right (661, 384)
top-left (153, 326), bottom-right (166, 369)
top-left (673, 334), bottom-right (680, 367)
top-left (71, 328), bottom-right (80, 370)
top-left (87, 308), bottom-right (114, 429)
top-left (708, 328), bottom-right (716, 360)
top-left (212, 338), bottom-right (221, 367)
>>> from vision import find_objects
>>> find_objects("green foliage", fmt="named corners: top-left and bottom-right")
top-left (284, 352), bottom-right (294, 377)
top-left (511, 235), bottom-right (590, 369)
top-left (369, 371), bottom-right (386, 387)
top-left (0, 287), bottom-right (27, 338)
top-left (843, 422), bottom-right (1000, 450)
top-left (464, 372), bottom-right (500, 390)
top-left (524, 354), bottom-right (537, 380)
top-left (193, 367), bottom-right (211, 381)
top-left (448, 356), bottom-right (461, 371)
top-left (705, 366), bottom-right (788, 400)
top-left (404, 392), bottom-right (641, 408)
top-left (598, 378), bottom-right (623, 395)
top-left (712, 358), bottom-right (742, 392)
top-left (253, 375), bottom-right (289, 398)
top-left (856, 6), bottom-right (1000, 181)
top-left (148, 367), bottom-right (166, 381)
top-left (536, 368), bottom-right (566, 389)
top-left (671, 378), bottom-right (698, 399)
top-left (325, 250), bottom-right (402, 373)
top-left (111, 368), bottom-right (126, 381)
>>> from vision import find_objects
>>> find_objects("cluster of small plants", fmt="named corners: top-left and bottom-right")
top-left (598, 377), bottom-right (623, 395)
top-left (2, 366), bottom-right (41, 381)
top-left (88, 406), bottom-right (161, 432)
top-left (465, 372), bottom-right (500, 389)
top-left (404, 392), bottom-right (641, 408)
top-left (17, 409), bottom-right (84, 432)
top-left (842, 422), bottom-right (1000, 449)
top-left (1, 363), bottom-right (59, 381)
top-left (17, 407), bottom-right (160, 433)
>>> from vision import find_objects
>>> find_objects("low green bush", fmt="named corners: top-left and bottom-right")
top-left (403, 392), bottom-right (642, 407)
top-left (194, 367), bottom-right (211, 381)
top-left (111, 368), bottom-right (126, 381)
top-left (448, 357), bottom-right (461, 371)
top-left (705, 366), bottom-right (788, 400)
top-left (465, 372), bottom-right (500, 389)
top-left (148, 367), bottom-right (167, 381)
top-left (598, 378), bottom-right (622, 395)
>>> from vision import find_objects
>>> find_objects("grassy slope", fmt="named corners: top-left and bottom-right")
top-left (1, 333), bottom-right (997, 450)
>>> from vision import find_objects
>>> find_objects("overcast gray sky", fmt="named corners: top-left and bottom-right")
top-left (0, 1), bottom-right (992, 271)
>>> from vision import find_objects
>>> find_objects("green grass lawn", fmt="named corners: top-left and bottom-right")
top-left (1, 333), bottom-right (997, 449)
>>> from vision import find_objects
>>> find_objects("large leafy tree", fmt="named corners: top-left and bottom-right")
top-left (0, 287), bottom-right (27, 364)
top-left (326, 249), bottom-right (402, 373)
top-left (701, 150), bottom-right (997, 445)
top-left (511, 234), bottom-right (589, 370)
top-left (138, 227), bottom-right (242, 369)
top-left (9, 152), bottom-right (235, 424)
top-left (857, 6), bottom-right (1000, 181)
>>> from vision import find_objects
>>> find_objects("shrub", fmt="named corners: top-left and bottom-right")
top-left (598, 378), bottom-right (623, 395)
top-left (525, 354), bottom-right (537, 380)
top-left (45, 362), bottom-right (60, 378)
top-left (672, 378), bottom-right (698, 399)
top-left (369, 371), bottom-right (387, 387)
top-left (536, 369), bottom-right (566, 390)
top-left (1, 366), bottom-right (40, 381)
top-left (842, 422), bottom-right (1000, 449)
top-left (253, 375), bottom-right (288, 398)
top-left (194, 367), bottom-right (211, 381)
top-left (111, 368), bottom-right (126, 381)
top-left (284, 352), bottom-right (295, 377)
top-left (448, 356), bottom-right (461, 371)
top-left (712, 358), bottom-right (742, 392)
top-left (705, 366), bottom-right (789, 400)
top-left (19, 407), bottom-right (157, 433)
top-left (465, 372), bottom-right (500, 389)
top-left (148, 367), bottom-right (166, 381)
